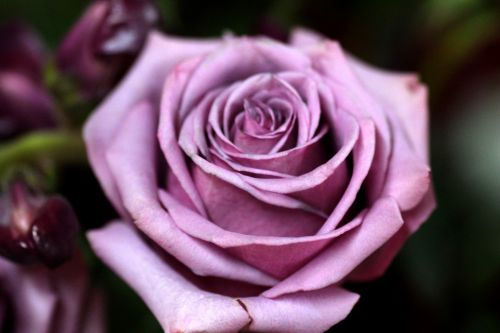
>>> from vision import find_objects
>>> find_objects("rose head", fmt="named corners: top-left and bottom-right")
top-left (85, 28), bottom-right (435, 332)
top-left (0, 21), bottom-right (45, 82)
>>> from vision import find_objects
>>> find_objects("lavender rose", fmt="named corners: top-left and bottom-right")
top-left (85, 28), bottom-right (435, 332)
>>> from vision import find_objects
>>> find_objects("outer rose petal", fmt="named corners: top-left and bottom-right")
top-left (291, 27), bottom-right (428, 159)
top-left (263, 197), bottom-right (404, 298)
top-left (289, 27), bottom-right (324, 48)
top-left (84, 30), bottom-right (219, 216)
top-left (88, 222), bottom-right (359, 333)
top-left (350, 189), bottom-right (436, 280)
top-left (88, 222), bottom-right (252, 333)
top-left (292, 28), bottom-right (431, 195)
top-left (291, 27), bottom-right (435, 278)
top-left (349, 56), bottom-right (430, 160)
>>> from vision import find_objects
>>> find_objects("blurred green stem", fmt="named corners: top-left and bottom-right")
top-left (0, 131), bottom-right (87, 178)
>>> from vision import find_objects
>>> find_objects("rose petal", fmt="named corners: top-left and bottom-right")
top-left (349, 188), bottom-right (436, 280)
top-left (349, 56), bottom-right (430, 160)
top-left (318, 118), bottom-right (376, 232)
top-left (85, 31), bottom-right (219, 216)
top-left (159, 55), bottom-right (211, 216)
top-left (106, 101), bottom-right (277, 286)
top-left (178, 38), bottom-right (312, 117)
top-left (380, 122), bottom-right (432, 211)
top-left (240, 286), bottom-right (359, 333)
top-left (289, 27), bottom-right (324, 48)
top-left (191, 167), bottom-right (325, 237)
top-left (307, 40), bottom-right (392, 204)
top-left (88, 221), bottom-right (359, 333)
top-left (160, 190), bottom-right (363, 278)
top-left (88, 222), bottom-right (252, 333)
top-left (263, 197), bottom-right (404, 298)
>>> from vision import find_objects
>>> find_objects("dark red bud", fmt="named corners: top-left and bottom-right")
top-left (57, 0), bottom-right (159, 98)
top-left (0, 182), bottom-right (80, 268)
top-left (0, 22), bottom-right (55, 140)
top-left (92, 0), bottom-right (160, 58)
top-left (0, 21), bottom-right (46, 83)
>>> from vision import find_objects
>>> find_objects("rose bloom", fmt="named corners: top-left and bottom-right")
top-left (85, 28), bottom-right (435, 332)
top-left (0, 254), bottom-right (105, 333)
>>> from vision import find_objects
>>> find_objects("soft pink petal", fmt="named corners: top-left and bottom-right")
top-left (84, 31), bottom-right (219, 216)
top-left (105, 102), bottom-right (277, 286)
top-left (159, 55), bottom-right (210, 216)
top-left (306, 40), bottom-right (392, 203)
top-left (191, 154), bottom-right (327, 217)
top-left (88, 221), bottom-right (359, 333)
top-left (289, 27), bottom-right (324, 48)
top-left (88, 222), bottom-right (252, 333)
top-left (160, 190), bottom-right (362, 278)
top-left (178, 38), bottom-right (312, 116)
top-left (349, 188), bottom-right (436, 280)
top-left (292, 28), bottom-right (432, 209)
top-left (318, 118), bottom-right (376, 232)
top-left (191, 165), bottom-right (324, 237)
top-left (380, 122), bottom-right (432, 211)
top-left (264, 197), bottom-right (404, 297)
top-left (241, 286), bottom-right (359, 333)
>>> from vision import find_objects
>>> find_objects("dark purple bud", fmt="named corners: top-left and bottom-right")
top-left (0, 71), bottom-right (56, 140)
top-left (30, 197), bottom-right (80, 267)
top-left (92, 0), bottom-right (160, 58)
top-left (0, 21), bottom-right (46, 83)
top-left (0, 22), bottom-right (56, 140)
top-left (57, 0), bottom-right (159, 98)
top-left (0, 182), bottom-right (80, 268)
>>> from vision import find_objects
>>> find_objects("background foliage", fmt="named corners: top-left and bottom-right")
top-left (2, 1), bottom-right (499, 332)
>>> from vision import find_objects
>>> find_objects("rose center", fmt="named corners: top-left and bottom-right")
top-left (242, 98), bottom-right (290, 135)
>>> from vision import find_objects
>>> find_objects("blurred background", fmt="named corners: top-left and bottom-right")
top-left (1, 0), bottom-right (499, 332)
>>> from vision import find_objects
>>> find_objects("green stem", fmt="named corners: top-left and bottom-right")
top-left (0, 131), bottom-right (87, 178)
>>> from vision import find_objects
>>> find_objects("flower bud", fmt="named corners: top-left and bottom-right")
top-left (0, 182), bottom-right (79, 268)
top-left (0, 72), bottom-right (56, 140)
top-left (0, 22), bottom-right (56, 140)
top-left (57, 0), bottom-right (159, 98)
top-left (0, 21), bottom-right (45, 82)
